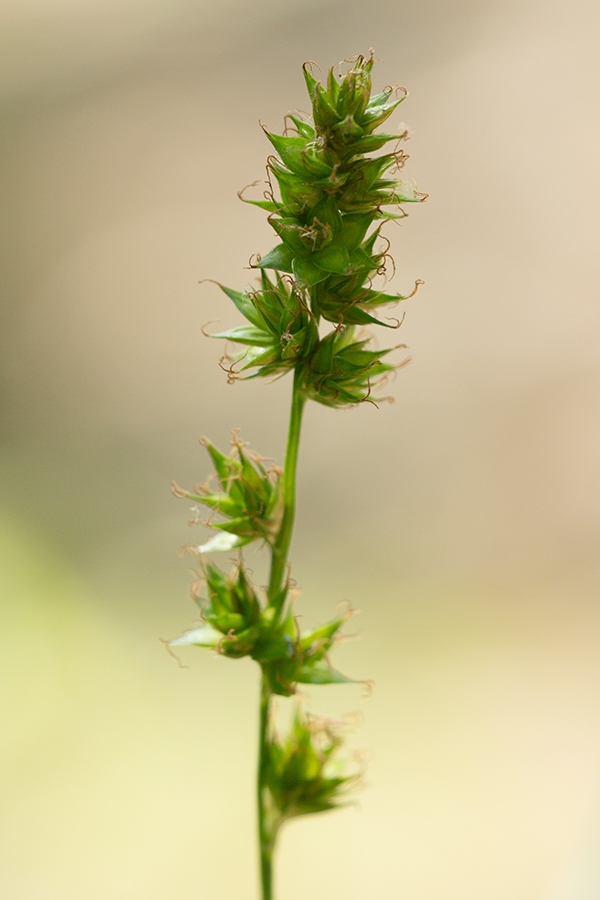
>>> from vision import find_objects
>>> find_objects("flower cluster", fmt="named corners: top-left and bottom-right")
top-left (171, 551), bottom-right (355, 696)
top-left (264, 710), bottom-right (363, 829)
top-left (172, 434), bottom-right (283, 553)
top-left (211, 272), bottom-right (318, 381)
top-left (214, 49), bottom-right (426, 409)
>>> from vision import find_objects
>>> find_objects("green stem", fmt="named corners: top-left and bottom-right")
top-left (258, 674), bottom-right (274, 900)
top-left (268, 368), bottom-right (306, 606)
top-left (258, 369), bottom-right (305, 900)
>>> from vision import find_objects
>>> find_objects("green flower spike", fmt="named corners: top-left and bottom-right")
top-left (260, 603), bottom-right (357, 696)
top-left (298, 325), bottom-right (407, 408)
top-left (210, 272), bottom-right (318, 381)
top-left (263, 709), bottom-right (363, 835)
top-left (172, 433), bottom-right (283, 554)
top-left (171, 559), bottom-right (262, 658)
top-left (248, 50), bottom-right (426, 320)
top-left (172, 562), bottom-right (357, 695)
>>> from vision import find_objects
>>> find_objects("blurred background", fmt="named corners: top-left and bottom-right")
top-left (1, 0), bottom-right (600, 897)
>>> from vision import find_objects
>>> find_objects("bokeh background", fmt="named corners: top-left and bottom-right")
top-left (1, 0), bottom-right (600, 897)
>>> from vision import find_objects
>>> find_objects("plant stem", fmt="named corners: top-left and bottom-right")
top-left (258, 370), bottom-right (305, 900)
top-left (268, 368), bottom-right (305, 607)
top-left (258, 673), bottom-right (274, 900)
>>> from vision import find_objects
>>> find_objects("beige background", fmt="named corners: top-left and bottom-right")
top-left (1, 0), bottom-right (600, 897)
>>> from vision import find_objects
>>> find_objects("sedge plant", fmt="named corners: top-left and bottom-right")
top-left (170, 51), bottom-right (426, 900)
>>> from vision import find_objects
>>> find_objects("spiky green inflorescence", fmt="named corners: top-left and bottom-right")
top-left (217, 49), bottom-right (426, 407)
top-left (171, 51), bottom-right (424, 900)
top-left (172, 434), bottom-right (284, 551)
top-left (172, 553), bottom-right (356, 696)
top-left (264, 710), bottom-right (363, 831)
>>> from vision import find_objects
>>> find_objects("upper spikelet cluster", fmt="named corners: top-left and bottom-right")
top-left (212, 50), bottom-right (425, 408)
